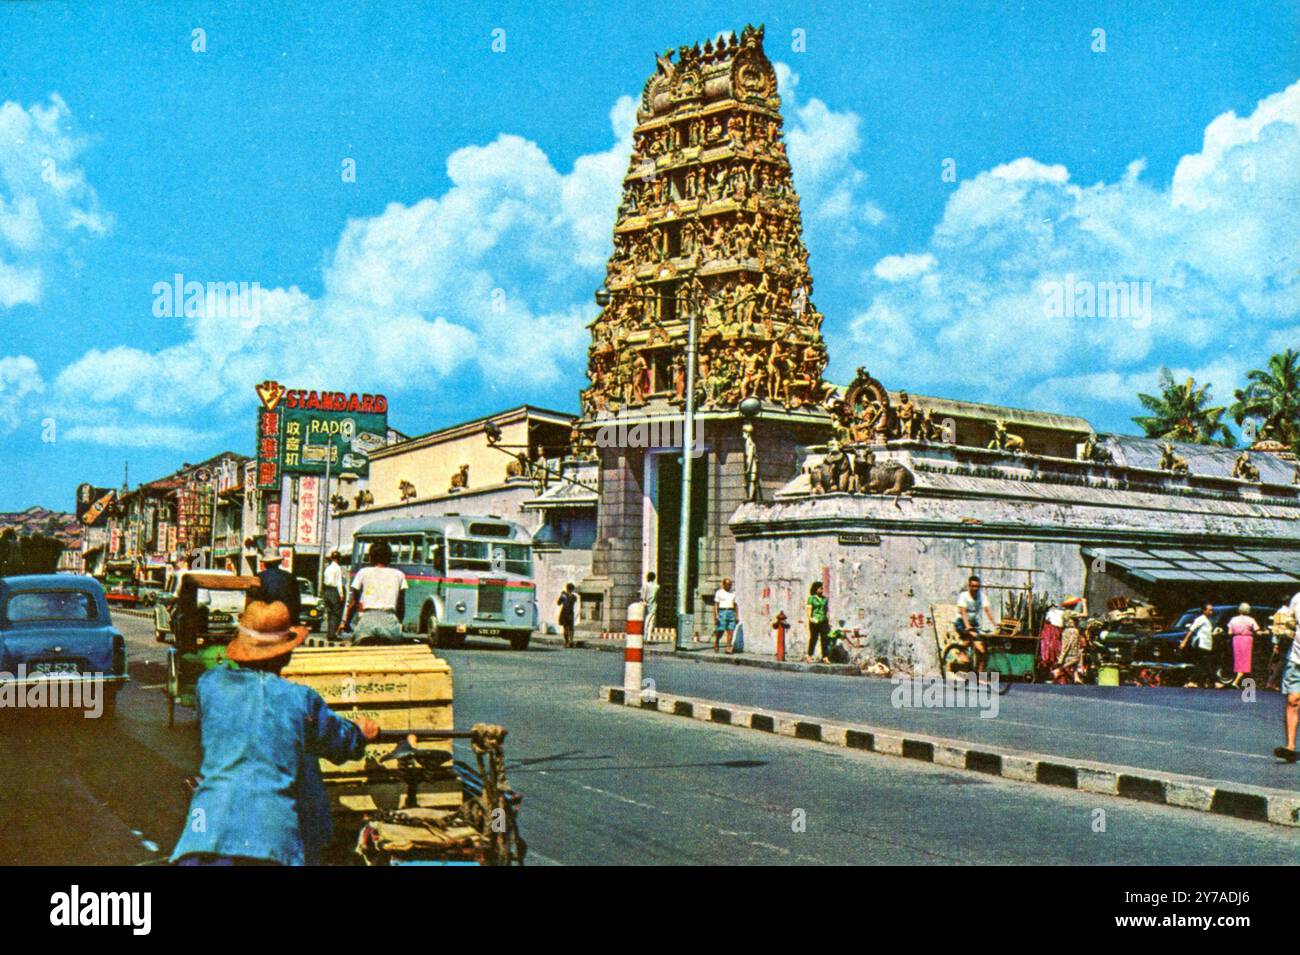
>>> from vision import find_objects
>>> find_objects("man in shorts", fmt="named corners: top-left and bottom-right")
top-left (713, 578), bottom-right (738, 653)
top-left (1274, 629), bottom-right (1300, 762)
top-left (954, 574), bottom-right (996, 672)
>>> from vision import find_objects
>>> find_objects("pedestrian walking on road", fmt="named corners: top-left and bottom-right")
top-left (713, 578), bottom-right (738, 654)
top-left (1227, 603), bottom-right (1259, 689)
top-left (322, 550), bottom-right (345, 639)
top-left (339, 541), bottom-right (407, 644)
top-left (556, 583), bottom-right (578, 648)
top-left (1180, 603), bottom-right (1218, 688)
top-left (1275, 619), bottom-right (1300, 763)
top-left (806, 581), bottom-right (830, 663)
top-left (170, 599), bottom-right (379, 865)
top-left (641, 572), bottom-right (659, 635)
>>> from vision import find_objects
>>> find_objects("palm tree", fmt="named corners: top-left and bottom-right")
top-left (1230, 348), bottom-right (1300, 448)
top-left (1133, 368), bottom-right (1236, 447)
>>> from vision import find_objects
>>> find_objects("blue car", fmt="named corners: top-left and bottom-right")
top-left (0, 574), bottom-right (129, 718)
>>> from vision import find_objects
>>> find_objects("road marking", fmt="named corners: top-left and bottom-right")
top-left (985, 716), bottom-right (1276, 762)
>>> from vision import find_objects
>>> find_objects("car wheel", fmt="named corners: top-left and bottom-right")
top-left (509, 632), bottom-right (531, 652)
top-left (99, 687), bottom-right (117, 720)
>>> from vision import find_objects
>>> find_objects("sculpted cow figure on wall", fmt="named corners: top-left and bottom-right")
top-left (808, 441), bottom-right (915, 504)
top-left (809, 439), bottom-right (852, 494)
top-left (850, 448), bottom-right (916, 502)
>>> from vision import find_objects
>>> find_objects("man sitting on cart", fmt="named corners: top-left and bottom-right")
top-left (954, 575), bottom-right (997, 673)
top-left (170, 599), bottom-right (379, 866)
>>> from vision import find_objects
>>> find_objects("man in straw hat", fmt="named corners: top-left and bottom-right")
top-left (170, 599), bottom-right (379, 865)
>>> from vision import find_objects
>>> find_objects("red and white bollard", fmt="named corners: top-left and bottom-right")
top-left (624, 601), bottom-right (645, 701)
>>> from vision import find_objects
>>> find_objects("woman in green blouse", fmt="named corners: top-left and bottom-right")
top-left (806, 581), bottom-right (830, 663)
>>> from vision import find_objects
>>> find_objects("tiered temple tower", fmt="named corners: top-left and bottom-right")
top-left (584, 23), bottom-right (831, 417)
top-left (578, 25), bottom-right (834, 638)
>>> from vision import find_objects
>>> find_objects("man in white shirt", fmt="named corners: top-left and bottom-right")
top-left (322, 551), bottom-right (345, 638)
top-left (1179, 603), bottom-right (1217, 689)
top-left (713, 579), bottom-right (738, 654)
top-left (955, 575), bottom-right (996, 671)
top-left (339, 541), bottom-right (408, 644)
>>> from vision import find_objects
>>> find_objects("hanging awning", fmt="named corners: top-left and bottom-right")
top-left (1082, 546), bottom-right (1300, 585)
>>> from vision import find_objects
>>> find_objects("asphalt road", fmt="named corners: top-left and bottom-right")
top-left (0, 611), bottom-right (1296, 865)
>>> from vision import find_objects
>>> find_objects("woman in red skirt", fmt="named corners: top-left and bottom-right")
top-left (1039, 602), bottom-right (1065, 669)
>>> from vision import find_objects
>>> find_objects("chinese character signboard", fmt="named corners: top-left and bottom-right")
top-left (297, 476), bottom-right (320, 547)
top-left (254, 380), bottom-right (287, 491)
top-left (266, 502), bottom-right (280, 550)
top-left (177, 485), bottom-right (213, 548)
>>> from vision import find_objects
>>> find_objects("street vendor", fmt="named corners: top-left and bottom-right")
top-left (1053, 613), bottom-right (1085, 684)
top-left (170, 599), bottom-right (379, 865)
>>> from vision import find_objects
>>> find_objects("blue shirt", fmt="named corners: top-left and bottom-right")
top-left (170, 667), bottom-right (368, 866)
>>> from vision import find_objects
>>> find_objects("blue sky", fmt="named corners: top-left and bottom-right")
top-left (0, 0), bottom-right (1297, 510)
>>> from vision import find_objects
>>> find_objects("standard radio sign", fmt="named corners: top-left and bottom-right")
top-left (279, 389), bottom-right (387, 478)
top-left (255, 381), bottom-right (388, 479)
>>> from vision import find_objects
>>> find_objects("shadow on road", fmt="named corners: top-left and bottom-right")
top-left (0, 708), bottom-right (190, 865)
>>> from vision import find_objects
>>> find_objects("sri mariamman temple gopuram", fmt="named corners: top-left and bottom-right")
top-left (325, 25), bottom-right (1300, 669)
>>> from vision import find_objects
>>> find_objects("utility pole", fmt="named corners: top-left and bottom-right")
top-left (317, 447), bottom-right (331, 596)
top-left (675, 289), bottom-right (698, 652)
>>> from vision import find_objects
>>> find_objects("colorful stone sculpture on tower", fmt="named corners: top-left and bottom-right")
top-left (583, 24), bottom-right (832, 420)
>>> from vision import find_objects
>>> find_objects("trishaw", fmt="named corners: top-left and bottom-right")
top-left (350, 726), bottom-right (526, 866)
top-left (164, 573), bottom-right (262, 727)
top-left (933, 603), bottom-right (1039, 683)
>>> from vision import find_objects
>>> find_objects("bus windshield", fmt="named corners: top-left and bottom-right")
top-left (447, 539), bottom-right (531, 576)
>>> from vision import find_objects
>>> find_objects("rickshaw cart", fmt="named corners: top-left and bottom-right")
top-left (280, 645), bottom-right (526, 865)
top-left (165, 573), bottom-right (262, 727)
top-left (933, 603), bottom-right (1039, 682)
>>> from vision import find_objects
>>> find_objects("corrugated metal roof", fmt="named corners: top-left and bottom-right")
top-left (1104, 434), bottom-right (1297, 484)
top-left (1082, 545), bottom-right (1300, 585)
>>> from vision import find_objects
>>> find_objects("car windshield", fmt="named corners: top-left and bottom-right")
top-left (298, 578), bottom-right (315, 596)
top-left (5, 590), bottom-right (99, 623)
top-left (447, 539), bottom-right (531, 575)
top-left (1172, 611), bottom-right (1200, 629)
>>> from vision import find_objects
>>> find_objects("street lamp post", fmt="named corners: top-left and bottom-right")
top-left (596, 281), bottom-right (701, 652)
top-left (674, 292), bottom-right (698, 651)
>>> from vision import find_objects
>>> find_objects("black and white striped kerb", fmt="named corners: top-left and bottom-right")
top-left (601, 686), bottom-right (1300, 829)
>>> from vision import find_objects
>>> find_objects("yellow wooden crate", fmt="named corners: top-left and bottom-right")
top-left (282, 645), bottom-right (458, 805)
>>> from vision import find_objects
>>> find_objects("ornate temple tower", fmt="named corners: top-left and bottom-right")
top-left (578, 25), bottom-right (834, 637)
top-left (584, 23), bottom-right (830, 417)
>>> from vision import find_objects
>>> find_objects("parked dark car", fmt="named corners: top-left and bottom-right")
top-left (0, 574), bottom-right (129, 717)
top-left (1139, 603), bottom-right (1276, 681)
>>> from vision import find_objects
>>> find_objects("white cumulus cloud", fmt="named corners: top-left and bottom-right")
top-left (852, 79), bottom-right (1300, 422)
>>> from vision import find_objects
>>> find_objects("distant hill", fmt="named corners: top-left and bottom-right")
top-left (0, 507), bottom-right (82, 547)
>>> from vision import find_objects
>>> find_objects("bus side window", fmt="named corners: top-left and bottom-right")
top-left (428, 535), bottom-right (445, 574)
